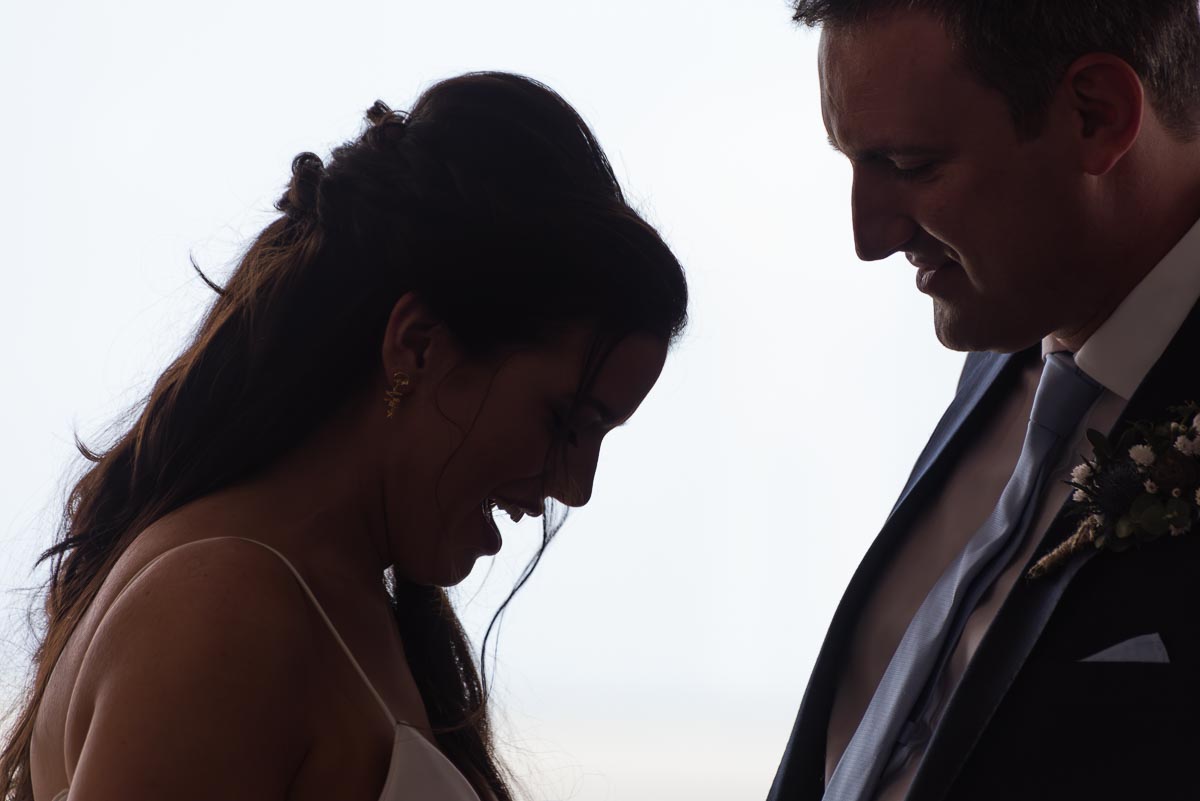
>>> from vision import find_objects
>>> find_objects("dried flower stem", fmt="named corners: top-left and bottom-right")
top-left (1027, 520), bottom-right (1099, 579)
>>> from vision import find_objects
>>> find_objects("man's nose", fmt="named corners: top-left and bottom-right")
top-left (850, 169), bottom-right (917, 261)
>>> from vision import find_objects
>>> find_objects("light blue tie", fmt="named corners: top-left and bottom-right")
top-left (823, 352), bottom-right (1102, 801)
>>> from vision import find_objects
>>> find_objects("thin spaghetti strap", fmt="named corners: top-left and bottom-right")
top-left (212, 536), bottom-right (401, 727)
top-left (108, 548), bottom-right (184, 609)
top-left (112, 535), bottom-right (400, 727)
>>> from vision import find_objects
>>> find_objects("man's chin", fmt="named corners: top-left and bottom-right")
top-left (933, 303), bottom-right (1045, 354)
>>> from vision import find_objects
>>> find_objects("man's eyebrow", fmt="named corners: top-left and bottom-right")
top-left (827, 136), bottom-right (942, 162)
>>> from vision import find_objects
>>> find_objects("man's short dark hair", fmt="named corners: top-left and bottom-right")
top-left (792, 1), bottom-right (1200, 141)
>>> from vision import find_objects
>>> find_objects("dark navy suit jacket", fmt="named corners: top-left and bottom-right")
top-left (767, 302), bottom-right (1200, 801)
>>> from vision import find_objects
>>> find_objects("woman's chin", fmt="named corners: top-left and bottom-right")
top-left (443, 561), bottom-right (486, 588)
top-left (395, 516), bottom-right (502, 587)
top-left (436, 550), bottom-right (490, 587)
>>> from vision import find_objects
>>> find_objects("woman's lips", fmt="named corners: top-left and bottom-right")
top-left (478, 495), bottom-right (544, 557)
top-left (480, 500), bottom-right (502, 556)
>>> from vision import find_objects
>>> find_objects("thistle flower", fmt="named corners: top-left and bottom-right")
top-left (1073, 489), bottom-right (1088, 502)
top-left (1130, 444), bottom-right (1157, 467)
top-left (1071, 463), bottom-right (1093, 484)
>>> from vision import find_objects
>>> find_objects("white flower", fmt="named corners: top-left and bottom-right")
top-left (1174, 487), bottom-right (1184, 498)
top-left (1145, 480), bottom-right (1159, 494)
top-left (1192, 412), bottom-right (1200, 434)
top-left (1129, 444), bottom-right (1157, 467)
top-left (1195, 488), bottom-right (1200, 506)
top-left (1070, 463), bottom-right (1093, 484)
top-left (1072, 489), bottom-right (1088, 502)
top-left (1175, 435), bottom-right (1200, 456)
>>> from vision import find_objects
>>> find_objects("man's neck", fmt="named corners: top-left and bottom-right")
top-left (1054, 169), bottom-right (1200, 353)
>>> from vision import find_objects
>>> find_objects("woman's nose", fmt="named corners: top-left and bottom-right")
top-left (549, 447), bottom-right (599, 508)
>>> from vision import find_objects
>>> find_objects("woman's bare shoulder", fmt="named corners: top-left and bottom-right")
top-left (79, 535), bottom-right (318, 678)
top-left (66, 536), bottom-right (320, 800)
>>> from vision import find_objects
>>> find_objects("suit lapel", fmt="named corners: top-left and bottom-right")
top-left (888, 352), bottom-right (1022, 518)
top-left (768, 349), bottom-right (1029, 801)
top-left (907, 299), bottom-right (1200, 801)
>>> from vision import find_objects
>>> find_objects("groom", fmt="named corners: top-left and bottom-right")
top-left (769, 3), bottom-right (1200, 801)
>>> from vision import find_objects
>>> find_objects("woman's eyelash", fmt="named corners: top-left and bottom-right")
top-left (551, 410), bottom-right (580, 446)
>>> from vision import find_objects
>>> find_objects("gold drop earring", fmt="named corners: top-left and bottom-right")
top-left (384, 370), bottom-right (413, 418)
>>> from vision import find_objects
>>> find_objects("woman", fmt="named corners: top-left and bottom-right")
top-left (1, 72), bottom-right (687, 801)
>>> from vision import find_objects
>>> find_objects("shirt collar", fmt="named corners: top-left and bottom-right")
top-left (1040, 214), bottom-right (1200, 400)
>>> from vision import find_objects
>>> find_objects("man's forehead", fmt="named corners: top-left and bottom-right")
top-left (818, 14), bottom-right (972, 150)
top-left (820, 15), bottom-right (962, 96)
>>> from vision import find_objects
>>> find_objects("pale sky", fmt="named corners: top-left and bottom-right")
top-left (1, 2), bottom-right (964, 799)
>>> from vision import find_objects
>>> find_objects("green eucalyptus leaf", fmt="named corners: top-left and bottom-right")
top-left (1117, 427), bottom-right (1143, 454)
top-left (1109, 536), bottom-right (1134, 553)
top-left (1130, 494), bottom-right (1161, 519)
top-left (1135, 524), bottom-right (1163, 543)
top-left (1116, 516), bottom-right (1136, 540)
top-left (1136, 504), bottom-right (1170, 538)
top-left (1087, 429), bottom-right (1113, 460)
top-left (1166, 496), bottom-right (1191, 525)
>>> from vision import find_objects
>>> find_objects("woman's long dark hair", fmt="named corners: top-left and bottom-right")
top-left (0, 71), bottom-right (687, 801)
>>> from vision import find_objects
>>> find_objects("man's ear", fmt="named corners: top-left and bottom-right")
top-left (1063, 53), bottom-right (1144, 176)
top-left (381, 292), bottom-right (448, 381)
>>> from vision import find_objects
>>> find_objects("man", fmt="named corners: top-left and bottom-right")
top-left (769, 3), bottom-right (1200, 800)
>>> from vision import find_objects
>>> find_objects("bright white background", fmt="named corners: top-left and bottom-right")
top-left (1, 1), bottom-right (964, 799)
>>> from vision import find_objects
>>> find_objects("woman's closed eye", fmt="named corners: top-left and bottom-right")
top-left (551, 408), bottom-right (581, 446)
top-left (552, 402), bottom-right (614, 447)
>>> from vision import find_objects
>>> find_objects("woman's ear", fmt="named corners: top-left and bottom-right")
top-left (381, 292), bottom-right (449, 380)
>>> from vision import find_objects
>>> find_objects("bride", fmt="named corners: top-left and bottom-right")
top-left (0, 72), bottom-right (688, 801)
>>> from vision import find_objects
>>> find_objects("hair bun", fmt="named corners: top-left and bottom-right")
top-left (366, 99), bottom-right (408, 129)
top-left (276, 151), bottom-right (325, 222)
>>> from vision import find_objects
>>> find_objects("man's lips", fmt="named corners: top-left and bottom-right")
top-left (907, 252), bottom-right (959, 271)
top-left (910, 256), bottom-right (962, 294)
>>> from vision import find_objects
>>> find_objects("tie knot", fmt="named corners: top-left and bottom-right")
top-left (1030, 352), bottom-right (1103, 438)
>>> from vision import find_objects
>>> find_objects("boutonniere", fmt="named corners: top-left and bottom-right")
top-left (1029, 402), bottom-right (1200, 579)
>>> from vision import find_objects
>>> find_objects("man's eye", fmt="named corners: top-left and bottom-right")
top-left (890, 161), bottom-right (937, 180)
